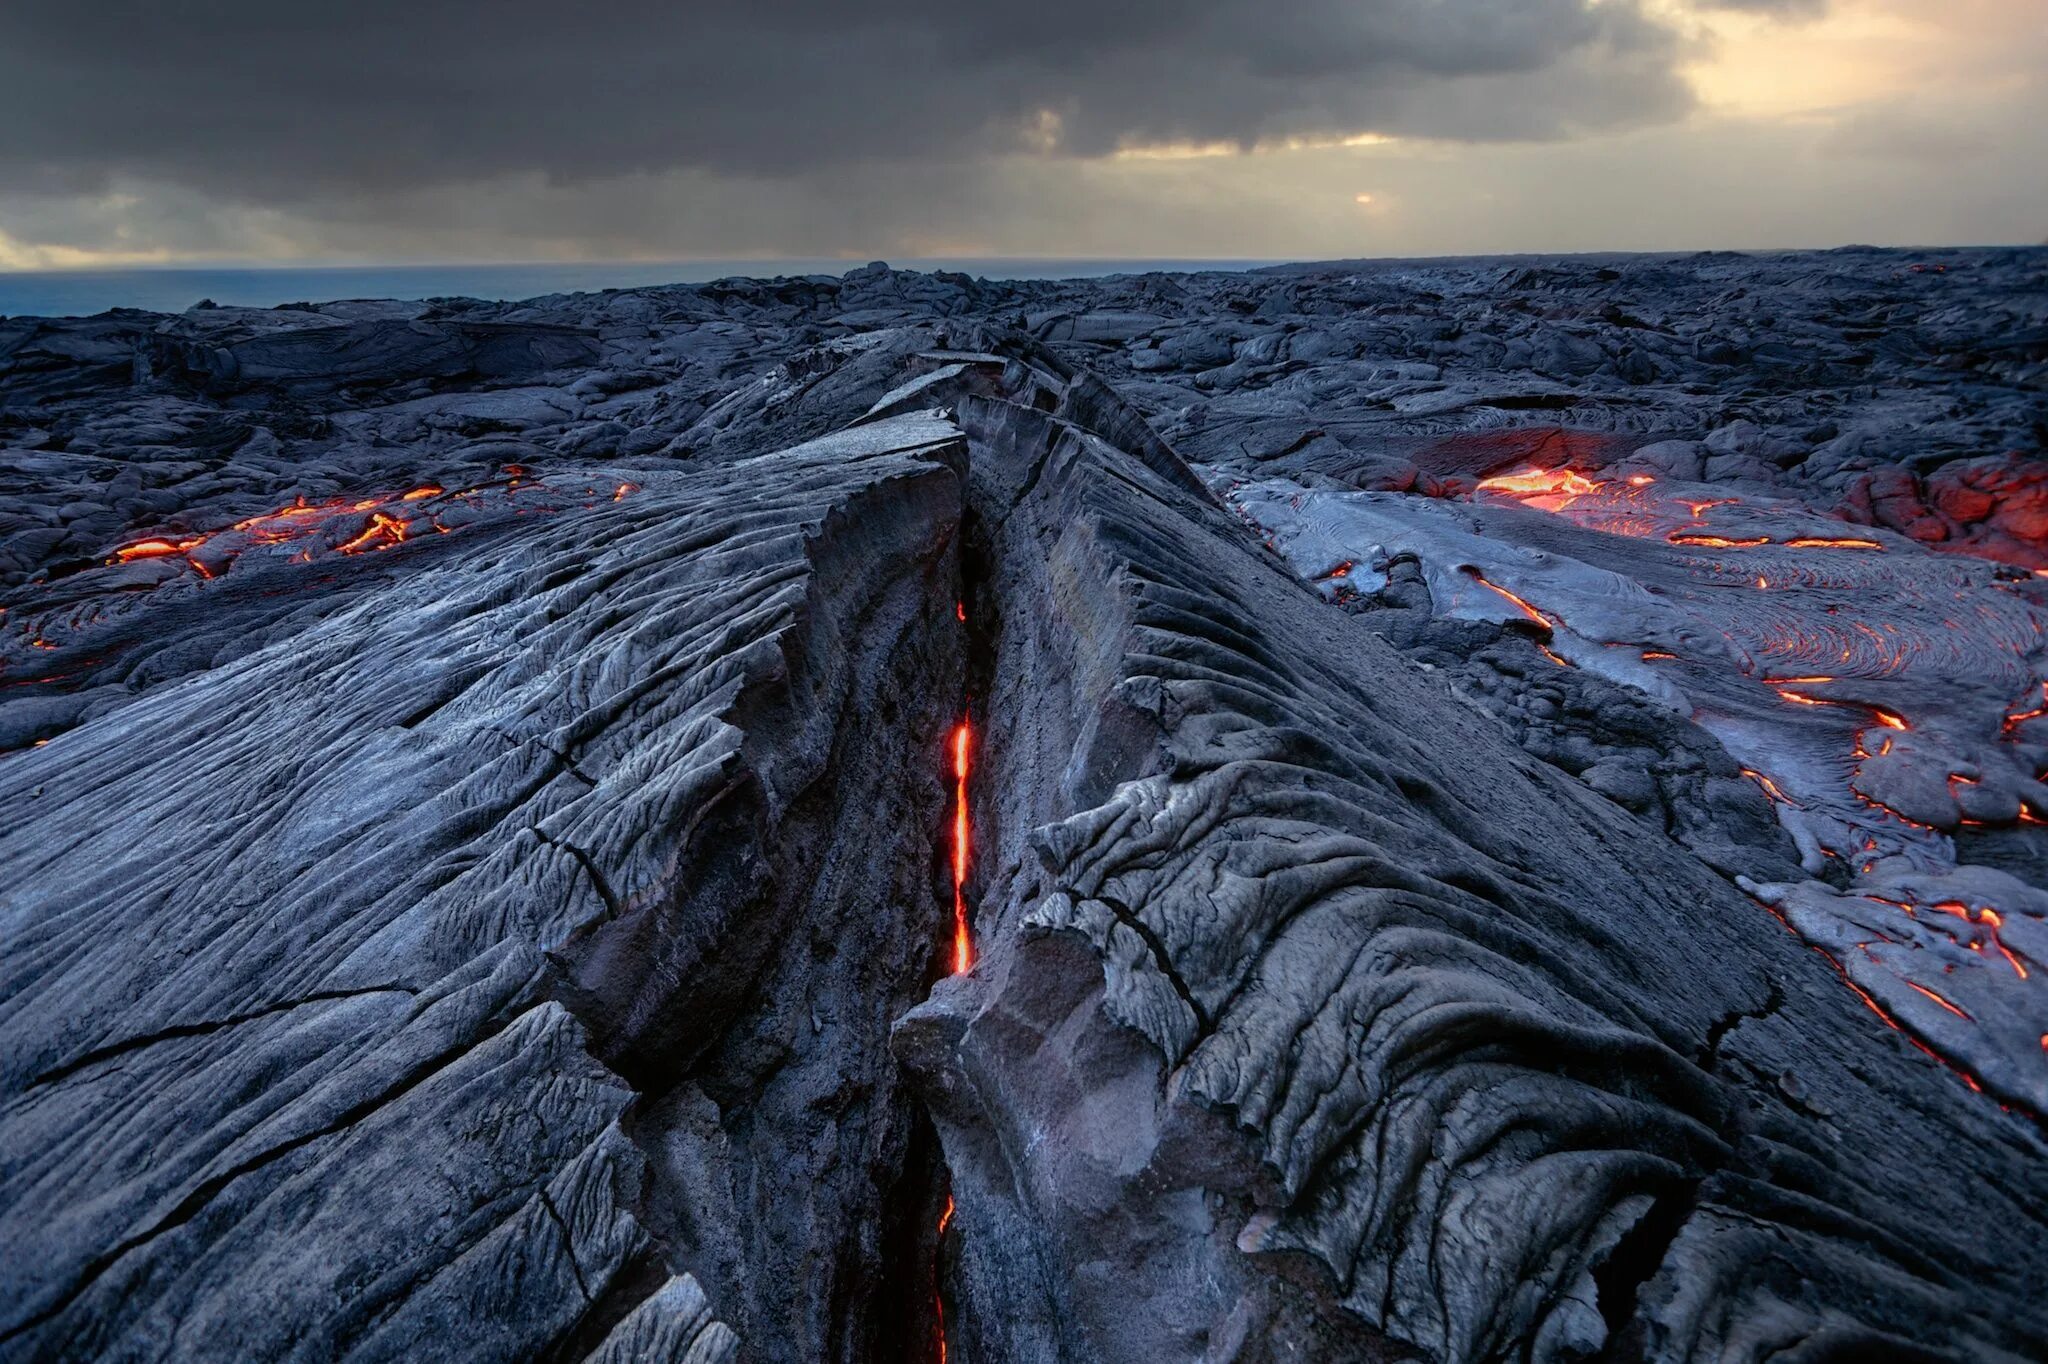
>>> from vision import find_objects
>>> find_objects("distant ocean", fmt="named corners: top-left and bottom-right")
top-left (0, 259), bottom-right (1278, 320)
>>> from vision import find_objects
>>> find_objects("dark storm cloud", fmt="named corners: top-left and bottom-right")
top-left (0, 0), bottom-right (1690, 202)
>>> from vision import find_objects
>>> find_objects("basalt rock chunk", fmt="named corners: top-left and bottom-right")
top-left (0, 413), bottom-right (966, 1363)
top-left (896, 383), bottom-right (2048, 1363)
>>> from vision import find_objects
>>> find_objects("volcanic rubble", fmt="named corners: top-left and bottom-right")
top-left (2, 247), bottom-right (2046, 1363)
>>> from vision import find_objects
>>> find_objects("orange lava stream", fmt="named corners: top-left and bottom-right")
top-left (100, 469), bottom-right (631, 583)
top-left (1922, 899), bottom-right (2034, 980)
top-left (1466, 571), bottom-right (1553, 630)
top-left (113, 537), bottom-right (206, 563)
top-left (1908, 980), bottom-right (1973, 1020)
top-left (2002, 681), bottom-right (2048, 733)
top-left (1476, 468), bottom-right (1605, 499)
top-left (1742, 767), bottom-right (1796, 805)
top-left (1760, 893), bottom-right (1995, 1095)
top-left (111, 483), bottom-right (454, 579)
top-left (951, 720), bottom-right (975, 975)
top-left (1785, 536), bottom-right (1884, 550)
top-left (337, 511), bottom-right (410, 555)
top-left (1670, 531), bottom-right (1770, 548)
top-left (933, 1192), bottom-right (957, 1362)
top-left (1476, 467), bottom-right (1890, 561)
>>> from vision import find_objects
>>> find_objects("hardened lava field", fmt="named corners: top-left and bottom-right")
top-left (3, 249), bottom-right (2046, 1363)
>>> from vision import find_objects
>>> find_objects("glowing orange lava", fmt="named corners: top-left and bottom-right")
top-left (2001, 682), bottom-right (2048, 733)
top-left (1476, 467), bottom-right (1605, 499)
top-left (1669, 531), bottom-right (1770, 548)
top-left (1907, 981), bottom-right (1972, 1020)
top-left (1742, 767), bottom-right (1796, 805)
top-left (114, 537), bottom-right (205, 563)
top-left (1466, 571), bottom-right (1552, 629)
top-left (951, 721), bottom-right (975, 975)
top-left (108, 480), bottom-right (467, 580)
top-left (1785, 535), bottom-right (1884, 550)
top-left (933, 1191), bottom-right (957, 1363)
top-left (1922, 899), bottom-right (2033, 980)
top-left (337, 512), bottom-right (410, 555)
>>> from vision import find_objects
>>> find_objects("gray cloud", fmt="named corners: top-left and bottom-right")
top-left (1690, 0), bottom-right (1829, 17)
top-left (0, 0), bottom-right (1691, 204)
top-left (7, 0), bottom-right (2034, 268)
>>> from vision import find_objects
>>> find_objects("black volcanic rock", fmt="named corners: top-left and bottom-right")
top-left (2, 250), bottom-right (2046, 1363)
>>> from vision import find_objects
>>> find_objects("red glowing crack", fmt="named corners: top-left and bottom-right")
top-left (950, 720), bottom-right (975, 976)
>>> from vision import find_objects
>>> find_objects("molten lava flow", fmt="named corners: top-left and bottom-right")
top-left (1476, 467), bottom-right (1605, 499)
top-left (337, 511), bottom-right (410, 555)
top-left (1465, 570), bottom-right (1552, 630)
top-left (2001, 681), bottom-right (2048, 733)
top-left (1768, 684), bottom-right (1911, 736)
top-left (932, 1192), bottom-right (957, 1363)
top-left (950, 721), bottom-right (975, 975)
top-left (114, 537), bottom-right (205, 563)
top-left (1921, 899), bottom-right (2033, 980)
top-left (1908, 981), bottom-right (1973, 1020)
top-left (1742, 768), bottom-right (1796, 805)
top-left (102, 475), bottom-right (552, 584)
top-left (1669, 530), bottom-right (1771, 548)
top-left (1785, 535), bottom-right (1884, 550)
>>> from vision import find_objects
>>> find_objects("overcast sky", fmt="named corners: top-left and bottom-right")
top-left (0, 0), bottom-right (2041, 269)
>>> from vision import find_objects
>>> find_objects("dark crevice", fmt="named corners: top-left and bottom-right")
top-left (538, 1187), bottom-right (594, 1302)
top-left (1699, 979), bottom-right (1785, 1075)
top-left (26, 984), bottom-right (416, 1091)
top-left (533, 826), bottom-right (624, 922)
top-left (535, 1246), bottom-right (670, 1364)
top-left (1590, 1182), bottom-right (1701, 1363)
top-left (1592, 984), bottom-right (1786, 1359)
top-left (1089, 890), bottom-right (1213, 1035)
top-left (533, 738), bottom-right (602, 789)
top-left (887, 472), bottom-right (984, 1364)
top-left (870, 1108), bottom-right (951, 1364)
top-left (544, 472), bottom-right (967, 1362)
top-left (489, 724), bottom-right (601, 788)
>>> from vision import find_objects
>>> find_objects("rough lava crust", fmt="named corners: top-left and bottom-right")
top-left (2, 248), bottom-right (2045, 1363)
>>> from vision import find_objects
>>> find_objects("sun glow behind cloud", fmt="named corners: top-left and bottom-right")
top-left (1667, 0), bottom-right (2046, 121)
